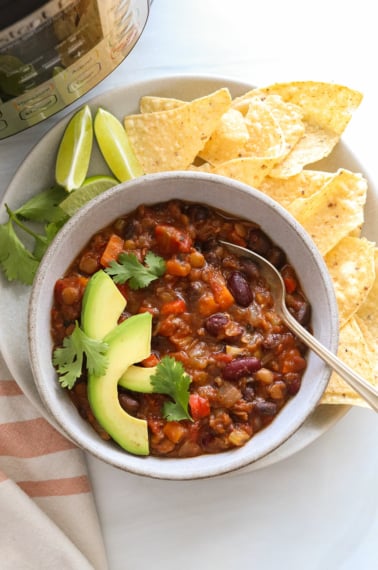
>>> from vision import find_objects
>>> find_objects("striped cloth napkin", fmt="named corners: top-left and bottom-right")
top-left (0, 352), bottom-right (108, 570)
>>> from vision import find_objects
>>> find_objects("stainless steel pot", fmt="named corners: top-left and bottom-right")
top-left (0, 0), bottom-right (151, 138)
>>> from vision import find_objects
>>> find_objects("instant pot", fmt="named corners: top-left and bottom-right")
top-left (0, 0), bottom-right (151, 138)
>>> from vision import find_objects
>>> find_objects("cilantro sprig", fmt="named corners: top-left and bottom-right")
top-left (14, 185), bottom-right (67, 222)
top-left (150, 356), bottom-right (192, 421)
top-left (52, 322), bottom-right (109, 389)
top-left (0, 186), bottom-right (67, 285)
top-left (105, 251), bottom-right (166, 289)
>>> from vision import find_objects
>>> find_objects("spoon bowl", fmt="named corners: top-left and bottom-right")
top-left (220, 240), bottom-right (378, 412)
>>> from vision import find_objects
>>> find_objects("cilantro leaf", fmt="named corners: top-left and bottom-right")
top-left (0, 219), bottom-right (39, 284)
top-left (150, 356), bottom-right (192, 421)
top-left (52, 322), bottom-right (109, 389)
top-left (15, 185), bottom-right (67, 223)
top-left (144, 251), bottom-right (166, 276)
top-left (0, 201), bottom-right (69, 285)
top-left (105, 251), bottom-right (166, 289)
top-left (33, 219), bottom-right (68, 261)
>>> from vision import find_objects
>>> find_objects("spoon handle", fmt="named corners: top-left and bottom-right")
top-left (283, 309), bottom-right (378, 412)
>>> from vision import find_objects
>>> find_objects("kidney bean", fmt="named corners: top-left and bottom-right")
top-left (185, 204), bottom-right (210, 222)
top-left (285, 373), bottom-right (302, 395)
top-left (204, 312), bottom-right (229, 336)
top-left (262, 332), bottom-right (291, 350)
top-left (286, 292), bottom-right (311, 325)
top-left (240, 258), bottom-right (260, 280)
top-left (227, 271), bottom-right (253, 307)
top-left (247, 228), bottom-right (272, 255)
top-left (119, 218), bottom-right (139, 239)
top-left (118, 393), bottom-right (140, 414)
top-left (243, 384), bottom-right (255, 401)
top-left (267, 246), bottom-right (286, 269)
top-left (254, 400), bottom-right (277, 416)
top-left (222, 356), bottom-right (261, 381)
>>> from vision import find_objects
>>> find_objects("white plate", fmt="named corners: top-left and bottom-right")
top-left (0, 74), bottom-right (373, 471)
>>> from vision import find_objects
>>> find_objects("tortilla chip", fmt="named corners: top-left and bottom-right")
top-left (139, 95), bottom-right (184, 113)
top-left (287, 169), bottom-right (367, 255)
top-left (241, 97), bottom-right (286, 159)
top-left (234, 82), bottom-right (363, 177)
top-left (321, 317), bottom-right (375, 407)
top-left (198, 108), bottom-right (250, 165)
top-left (261, 95), bottom-right (305, 159)
top-left (356, 248), bottom-right (378, 347)
top-left (324, 236), bottom-right (376, 326)
top-left (271, 124), bottom-right (341, 177)
top-left (355, 316), bottom-right (378, 387)
top-left (123, 88), bottom-right (232, 173)
top-left (255, 81), bottom-right (363, 134)
top-left (210, 156), bottom-right (276, 188)
top-left (257, 169), bottom-right (333, 208)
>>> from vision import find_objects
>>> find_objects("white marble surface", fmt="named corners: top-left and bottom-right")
top-left (1, 1), bottom-right (378, 569)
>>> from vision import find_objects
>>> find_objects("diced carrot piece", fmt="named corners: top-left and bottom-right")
top-left (198, 292), bottom-right (220, 316)
top-left (160, 298), bottom-right (187, 315)
top-left (166, 258), bottom-right (191, 277)
top-left (78, 276), bottom-right (89, 287)
top-left (208, 269), bottom-right (234, 310)
top-left (163, 422), bottom-right (187, 444)
top-left (155, 224), bottom-right (192, 254)
top-left (100, 234), bottom-right (124, 267)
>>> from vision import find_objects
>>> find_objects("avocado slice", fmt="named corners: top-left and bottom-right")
top-left (81, 270), bottom-right (126, 340)
top-left (87, 312), bottom-right (152, 455)
top-left (118, 364), bottom-right (157, 393)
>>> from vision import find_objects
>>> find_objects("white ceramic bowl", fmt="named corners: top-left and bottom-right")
top-left (28, 171), bottom-right (339, 480)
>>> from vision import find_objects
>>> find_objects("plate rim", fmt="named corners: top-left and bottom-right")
top-left (0, 73), bottom-right (356, 471)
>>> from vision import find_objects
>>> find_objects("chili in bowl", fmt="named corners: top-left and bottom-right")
top-left (28, 171), bottom-right (338, 479)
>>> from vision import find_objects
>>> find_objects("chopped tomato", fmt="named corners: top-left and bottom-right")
top-left (141, 353), bottom-right (160, 367)
top-left (189, 393), bottom-right (211, 420)
top-left (281, 265), bottom-right (298, 294)
top-left (213, 352), bottom-right (233, 364)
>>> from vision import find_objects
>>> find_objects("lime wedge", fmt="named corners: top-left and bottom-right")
top-left (94, 107), bottom-right (144, 182)
top-left (55, 105), bottom-right (93, 192)
top-left (59, 175), bottom-right (118, 216)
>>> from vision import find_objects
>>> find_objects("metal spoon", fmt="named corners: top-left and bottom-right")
top-left (220, 240), bottom-right (378, 412)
